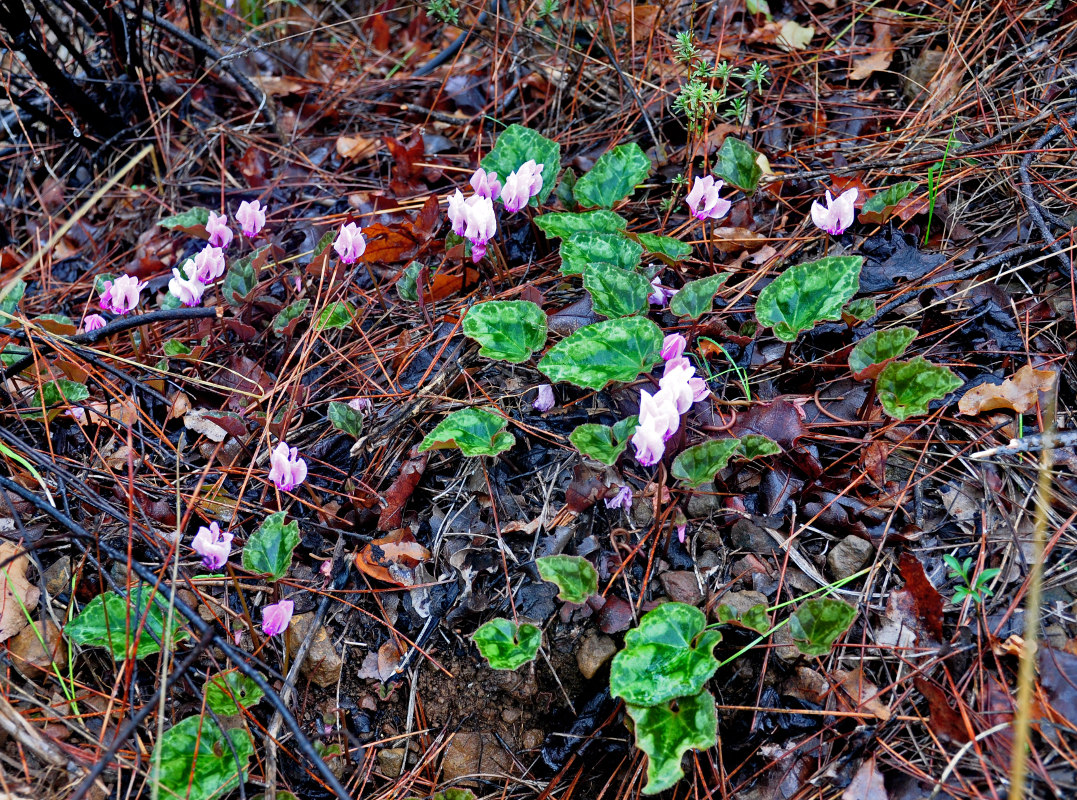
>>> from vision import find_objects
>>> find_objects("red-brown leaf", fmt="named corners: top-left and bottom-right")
top-left (378, 448), bottom-right (428, 531)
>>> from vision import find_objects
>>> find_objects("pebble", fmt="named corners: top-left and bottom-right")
top-left (576, 632), bottom-right (617, 679)
top-left (826, 536), bottom-right (874, 580)
top-left (284, 613), bottom-right (343, 688)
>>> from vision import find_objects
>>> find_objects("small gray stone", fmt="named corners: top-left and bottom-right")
top-left (660, 571), bottom-right (703, 606)
top-left (377, 747), bottom-right (407, 778)
top-left (730, 519), bottom-right (778, 554)
top-left (44, 556), bottom-right (72, 598)
top-left (441, 732), bottom-right (514, 782)
top-left (771, 623), bottom-right (800, 660)
top-left (284, 613), bottom-right (343, 688)
top-left (826, 536), bottom-right (874, 580)
top-left (687, 490), bottom-right (723, 519)
top-left (630, 498), bottom-right (654, 528)
top-left (576, 632), bottom-right (617, 679)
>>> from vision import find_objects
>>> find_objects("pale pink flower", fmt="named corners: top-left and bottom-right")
top-left (81, 314), bottom-right (107, 333)
top-left (191, 521), bottom-right (233, 571)
top-left (533, 384), bottom-right (555, 412)
top-left (99, 275), bottom-right (146, 315)
top-left (447, 189), bottom-right (468, 236)
top-left (236, 200), bottom-right (266, 238)
top-left (501, 160), bottom-right (543, 213)
top-left (648, 276), bottom-right (677, 307)
top-left (65, 407), bottom-right (86, 423)
top-left (659, 358), bottom-right (698, 415)
top-left (333, 222), bottom-right (367, 264)
top-left (632, 416), bottom-right (666, 467)
top-left (206, 211), bottom-right (234, 249)
top-left (686, 175), bottom-right (731, 221)
top-left (463, 195), bottom-right (497, 262)
top-left (168, 261), bottom-right (206, 307)
top-left (470, 168), bottom-right (501, 201)
top-left (639, 388), bottom-right (681, 440)
top-left (605, 485), bottom-right (633, 510)
top-left (661, 333), bottom-right (687, 361)
top-left (269, 441), bottom-right (307, 492)
top-left (191, 245), bottom-right (226, 283)
top-left (261, 599), bottom-right (294, 637)
top-left (689, 376), bottom-right (709, 402)
top-left (810, 188), bottom-right (857, 235)
top-left (677, 523), bottom-right (687, 544)
top-left (348, 397), bottom-right (372, 414)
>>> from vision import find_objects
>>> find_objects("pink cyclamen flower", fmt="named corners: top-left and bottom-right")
top-left (501, 160), bottom-right (544, 213)
top-left (261, 599), bottom-right (294, 637)
top-left (661, 333), bottom-right (687, 361)
top-left (81, 313), bottom-right (107, 333)
top-left (333, 222), bottom-right (367, 264)
top-left (447, 189), bottom-right (468, 236)
top-left (677, 523), bottom-right (687, 544)
top-left (65, 407), bottom-right (86, 423)
top-left (269, 441), bottom-right (307, 492)
top-left (639, 388), bottom-right (681, 440)
top-left (206, 211), bottom-right (234, 249)
top-left (99, 274), bottom-right (146, 315)
top-left (191, 521), bottom-right (233, 571)
top-left (685, 175), bottom-right (731, 221)
top-left (348, 397), bottom-right (372, 414)
top-left (533, 384), bottom-right (555, 413)
top-left (463, 195), bottom-right (497, 262)
top-left (605, 485), bottom-right (633, 510)
top-left (168, 261), bottom-right (206, 307)
top-left (236, 200), bottom-right (266, 238)
top-left (810, 188), bottom-right (857, 235)
top-left (470, 168), bottom-right (502, 201)
top-left (191, 245), bottom-right (227, 283)
top-left (632, 416), bottom-right (667, 467)
top-left (659, 357), bottom-right (700, 415)
top-left (648, 276), bottom-right (677, 307)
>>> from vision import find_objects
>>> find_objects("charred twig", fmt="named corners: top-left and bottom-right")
top-left (1018, 109), bottom-right (1077, 278)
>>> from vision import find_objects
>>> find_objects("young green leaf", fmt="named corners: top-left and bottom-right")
top-left (163, 339), bottom-right (192, 357)
top-left (272, 299), bottom-right (309, 335)
top-left (559, 232), bottom-right (643, 275)
top-left (534, 210), bottom-right (627, 239)
top-left (788, 597), bottom-right (857, 656)
top-left (875, 357), bottom-right (963, 420)
top-left (0, 279), bottom-right (24, 316)
top-left (480, 124), bottom-right (561, 204)
top-left (34, 379), bottom-right (90, 408)
top-left (754, 255), bottom-right (863, 342)
top-left (472, 618), bottom-right (541, 670)
top-left (327, 401), bottom-right (364, 438)
top-left (843, 297), bottom-right (876, 322)
top-left (536, 555), bottom-right (598, 604)
top-left (418, 408), bottom-right (515, 457)
top-left (396, 261), bottom-right (423, 302)
top-left (859, 181), bottom-right (917, 223)
top-left (626, 690), bottom-right (717, 795)
top-left (538, 317), bottom-right (663, 390)
top-left (568, 416), bottom-right (638, 465)
top-left (205, 669), bottom-right (264, 715)
top-left (462, 300), bottom-right (548, 363)
top-left (714, 137), bottom-right (763, 194)
top-left (241, 511), bottom-right (301, 582)
top-left (848, 326), bottom-right (917, 381)
top-left (315, 301), bottom-right (356, 330)
top-left (610, 603), bottom-right (721, 707)
top-left (153, 716), bottom-right (253, 800)
top-left (735, 434), bottom-right (781, 461)
top-left (64, 587), bottom-right (190, 660)
top-left (573, 143), bottom-right (652, 208)
top-left (671, 438), bottom-right (742, 488)
top-left (716, 603), bottom-right (771, 634)
top-left (636, 233), bottom-right (692, 262)
top-left (669, 273), bottom-right (731, 320)
top-left (159, 207), bottom-right (211, 231)
top-left (221, 247), bottom-right (265, 305)
top-left (583, 262), bottom-right (651, 318)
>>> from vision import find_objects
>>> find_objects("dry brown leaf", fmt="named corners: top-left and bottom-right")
top-left (252, 75), bottom-right (304, 96)
top-left (777, 20), bottom-right (814, 51)
top-left (958, 365), bottom-right (1057, 416)
top-left (711, 226), bottom-right (769, 253)
top-left (355, 530), bottom-right (431, 586)
top-left (842, 755), bottom-right (888, 800)
top-left (0, 542), bottom-right (40, 644)
top-left (849, 18), bottom-right (895, 80)
top-left (833, 667), bottom-right (892, 721)
top-left (336, 135), bottom-right (378, 161)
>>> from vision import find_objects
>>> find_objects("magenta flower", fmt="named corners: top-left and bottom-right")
top-left (333, 222), bottom-right (367, 264)
top-left (191, 245), bottom-right (226, 283)
top-left (685, 175), bottom-right (731, 221)
top-left (261, 599), bottom-right (294, 637)
top-left (639, 388), bottom-right (681, 440)
top-left (661, 334), bottom-right (687, 361)
top-left (462, 195), bottom-right (497, 262)
top-left (269, 441), bottom-right (307, 492)
top-left (533, 384), bottom-right (555, 413)
top-left (447, 189), bottom-right (468, 236)
top-left (501, 160), bottom-right (543, 213)
top-left (676, 523), bottom-right (687, 544)
top-left (206, 211), bottom-right (234, 249)
top-left (191, 521), bottom-right (233, 571)
top-left (168, 261), bottom-right (206, 307)
top-left (648, 276), bottom-right (677, 307)
top-left (470, 168), bottom-right (502, 201)
top-left (348, 397), bottom-right (372, 414)
top-left (236, 200), bottom-right (266, 238)
top-left (81, 314), bottom-right (107, 333)
top-left (632, 416), bottom-right (667, 467)
top-left (605, 485), bottom-right (633, 510)
top-left (659, 358), bottom-right (700, 415)
top-left (810, 188), bottom-right (857, 235)
top-left (99, 275), bottom-right (146, 315)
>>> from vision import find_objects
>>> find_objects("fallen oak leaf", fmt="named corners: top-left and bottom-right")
top-left (958, 365), bottom-right (1057, 416)
top-left (0, 542), bottom-right (40, 644)
top-left (848, 15), bottom-right (895, 80)
top-left (355, 529), bottom-right (431, 586)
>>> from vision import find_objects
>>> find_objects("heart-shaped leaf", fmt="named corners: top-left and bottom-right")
top-left (327, 401), bottom-right (364, 438)
top-left (472, 618), bottom-right (541, 670)
top-left (626, 690), bottom-right (717, 795)
top-left (736, 434), bottom-right (781, 460)
top-left (535, 210), bottom-right (627, 239)
top-left (669, 273), bottom-right (731, 320)
top-left (717, 603), bottom-right (771, 634)
top-left (875, 357), bottom-right (963, 420)
top-left (714, 137), bottom-right (763, 194)
top-left (65, 586), bottom-right (190, 660)
top-left (272, 299), bottom-right (309, 335)
top-left (418, 408), bottom-right (515, 456)
top-left (671, 438), bottom-right (742, 488)
top-left (316, 301), bottom-right (356, 330)
top-left (222, 246), bottom-right (266, 306)
top-left (164, 339), bottom-right (192, 357)
top-left (574, 143), bottom-right (652, 208)
top-left (754, 256), bottom-right (863, 342)
top-left (538, 317), bottom-right (663, 390)
top-left (536, 555), bottom-right (598, 604)
top-left (241, 511), bottom-right (300, 582)
top-left (462, 300), bottom-right (548, 362)
top-left (636, 233), bottom-right (692, 262)
top-left (154, 716), bottom-right (253, 800)
top-left (159, 207), bottom-right (211, 232)
top-left (560, 232), bottom-right (643, 275)
top-left (859, 181), bottom-right (917, 224)
top-left (396, 261), bottom-right (423, 302)
top-left (568, 416), bottom-right (639, 465)
top-left (480, 124), bottom-right (561, 204)
top-left (34, 379), bottom-right (90, 408)
top-left (842, 297), bottom-right (876, 322)
top-left (1, 279), bottom-right (25, 316)
top-left (610, 602), bottom-right (721, 707)
top-left (849, 326), bottom-right (917, 381)
top-left (583, 262), bottom-right (651, 318)
top-left (205, 669), bottom-right (264, 715)
top-left (788, 597), bottom-right (857, 656)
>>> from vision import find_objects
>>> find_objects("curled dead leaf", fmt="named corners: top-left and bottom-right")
top-left (336, 135), bottom-right (379, 161)
top-left (958, 365), bottom-right (1056, 416)
top-left (0, 542), bottom-right (41, 644)
top-left (355, 529), bottom-right (431, 586)
top-left (849, 16), bottom-right (895, 80)
top-left (711, 227), bottom-right (769, 253)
